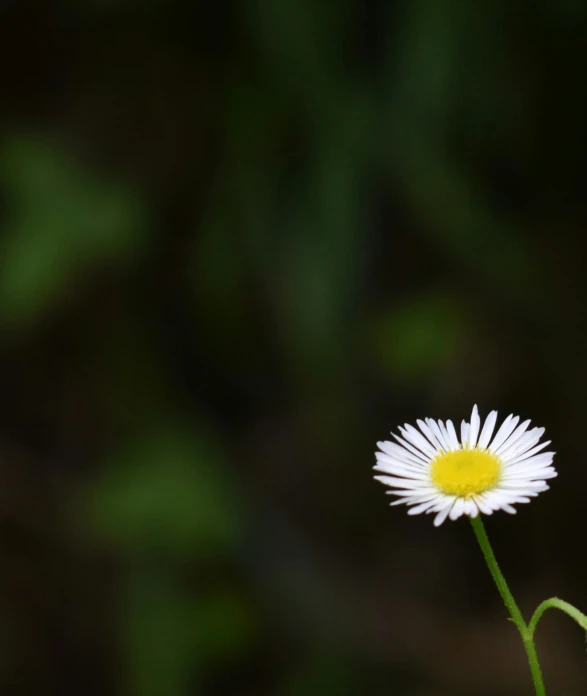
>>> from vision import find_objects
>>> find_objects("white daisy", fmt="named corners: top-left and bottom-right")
top-left (374, 405), bottom-right (556, 526)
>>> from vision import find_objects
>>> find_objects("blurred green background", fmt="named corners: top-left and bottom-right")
top-left (0, 1), bottom-right (586, 694)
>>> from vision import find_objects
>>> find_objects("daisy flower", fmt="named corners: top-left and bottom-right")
top-left (374, 405), bottom-right (556, 526)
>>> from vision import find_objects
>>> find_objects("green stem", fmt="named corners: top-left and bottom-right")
top-left (528, 597), bottom-right (587, 636)
top-left (470, 517), bottom-right (546, 696)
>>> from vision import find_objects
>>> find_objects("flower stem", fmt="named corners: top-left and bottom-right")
top-left (469, 516), bottom-right (546, 696)
top-left (528, 597), bottom-right (587, 636)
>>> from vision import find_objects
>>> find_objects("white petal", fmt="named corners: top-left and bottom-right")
top-left (385, 488), bottom-right (438, 497)
top-left (499, 428), bottom-right (545, 461)
top-left (445, 420), bottom-right (460, 449)
top-left (417, 419), bottom-right (445, 451)
top-left (404, 493), bottom-right (441, 505)
top-left (408, 499), bottom-right (441, 515)
top-left (506, 441), bottom-right (551, 465)
top-left (498, 480), bottom-right (549, 491)
top-left (478, 410), bottom-right (498, 449)
top-left (449, 498), bottom-right (466, 520)
top-left (424, 419), bottom-right (449, 450)
top-left (374, 475), bottom-right (430, 490)
top-left (506, 450), bottom-right (554, 465)
top-left (434, 499), bottom-right (456, 526)
top-left (374, 462), bottom-right (430, 479)
top-left (494, 419), bottom-right (531, 455)
top-left (375, 452), bottom-right (427, 473)
top-left (378, 440), bottom-right (428, 466)
top-left (390, 494), bottom-right (438, 507)
top-left (502, 468), bottom-right (557, 481)
top-left (374, 458), bottom-right (429, 476)
top-left (391, 433), bottom-right (431, 463)
top-left (504, 456), bottom-right (555, 473)
top-left (481, 492), bottom-right (519, 513)
top-left (400, 424), bottom-right (438, 458)
top-left (463, 499), bottom-right (477, 516)
top-left (484, 491), bottom-right (511, 509)
top-left (468, 405), bottom-right (481, 448)
top-left (502, 495), bottom-right (532, 504)
top-left (475, 494), bottom-right (495, 514)
top-left (487, 414), bottom-right (518, 451)
top-left (461, 420), bottom-right (470, 447)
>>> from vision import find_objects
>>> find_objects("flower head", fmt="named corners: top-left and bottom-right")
top-left (374, 405), bottom-right (556, 526)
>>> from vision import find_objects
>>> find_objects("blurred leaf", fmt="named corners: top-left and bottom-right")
top-left (370, 295), bottom-right (463, 380)
top-left (194, 591), bottom-right (256, 662)
top-left (276, 138), bottom-right (364, 382)
top-left (384, 0), bottom-right (549, 311)
top-left (125, 571), bottom-right (256, 696)
top-left (246, 0), bottom-right (352, 105)
top-left (191, 81), bottom-right (276, 370)
top-left (223, 79), bottom-right (283, 266)
top-left (385, 115), bottom-right (550, 312)
top-left (126, 569), bottom-right (198, 696)
top-left (281, 651), bottom-right (355, 696)
top-left (84, 428), bottom-right (243, 556)
top-left (393, 0), bottom-right (462, 129)
top-left (0, 136), bottom-right (147, 326)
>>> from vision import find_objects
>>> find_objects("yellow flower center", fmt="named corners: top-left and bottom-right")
top-left (431, 448), bottom-right (501, 497)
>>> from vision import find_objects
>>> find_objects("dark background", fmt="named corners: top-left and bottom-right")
top-left (0, 1), bottom-right (586, 694)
